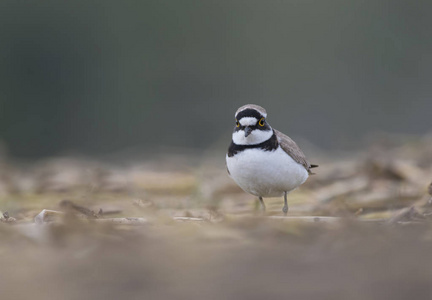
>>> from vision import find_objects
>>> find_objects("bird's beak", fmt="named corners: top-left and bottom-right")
top-left (244, 126), bottom-right (253, 137)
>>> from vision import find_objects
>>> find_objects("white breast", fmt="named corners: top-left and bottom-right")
top-left (226, 147), bottom-right (308, 197)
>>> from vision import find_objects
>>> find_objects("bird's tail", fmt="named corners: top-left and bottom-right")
top-left (308, 164), bottom-right (319, 175)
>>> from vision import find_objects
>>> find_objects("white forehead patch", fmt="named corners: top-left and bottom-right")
top-left (239, 117), bottom-right (258, 127)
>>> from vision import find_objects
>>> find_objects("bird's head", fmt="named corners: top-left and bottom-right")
top-left (232, 104), bottom-right (273, 145)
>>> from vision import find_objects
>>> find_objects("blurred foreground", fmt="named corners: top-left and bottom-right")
top-left (1, 134), bottom-right (432, 299)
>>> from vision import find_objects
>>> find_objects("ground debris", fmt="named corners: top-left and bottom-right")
top-left (1, 135), bottom-right (432, 299)
top-left (60, 199), bottom-right (99, 218)
top-left (0, 134), bottom-right (432, 226)
top-left (313, 176), bottom-right (369, 203)
top-left (0, 211), bottom-right (16, 223)
top-left (388, 206), bottom-right (427, 224)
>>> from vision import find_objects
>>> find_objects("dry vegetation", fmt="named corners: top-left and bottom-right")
top-left (1, 134), bottom-right (432, 299)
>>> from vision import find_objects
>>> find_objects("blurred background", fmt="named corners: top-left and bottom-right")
top-left (2, 2), bottom-right (432, 299)
top-left (1, 0), bottom-right (432, 159)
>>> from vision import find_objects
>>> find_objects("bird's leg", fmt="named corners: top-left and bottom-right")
top-left (282, 191), bottom-right (288, 215)
top-left (259, 197), bottom-right (266, 212)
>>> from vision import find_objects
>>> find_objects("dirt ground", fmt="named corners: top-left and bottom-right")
top-left (1, 134), bottom-right (432, 299)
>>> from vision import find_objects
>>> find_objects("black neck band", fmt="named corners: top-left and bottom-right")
top-left (227, 131), bottom-right (278, 157)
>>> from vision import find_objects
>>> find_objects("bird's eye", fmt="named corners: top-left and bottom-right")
top-left (236, 120), bottom-right (240, 127)
top-left (259, 118), bottom-right (265, 126)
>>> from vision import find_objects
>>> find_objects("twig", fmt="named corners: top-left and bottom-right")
top-left (60, 200), bottom-right (98, 218)
top-left (267, 216), bottom-right (342, 222)
top-left (94, 218), bottom-right (148, 225)
top-left (34, 209), bottom-right (148, 225)
top-left (388, 206), bottom-right (426, 224)
top-left (173, 217), bottom-right (205, 222)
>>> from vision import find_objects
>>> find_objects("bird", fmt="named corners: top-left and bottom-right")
top-left (226, 104), bottom-right (318, 215)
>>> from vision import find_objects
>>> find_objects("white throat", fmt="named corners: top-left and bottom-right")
top-left (232, 129), bottom-right (273, 145)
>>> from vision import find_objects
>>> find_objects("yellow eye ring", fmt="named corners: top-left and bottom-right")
top-left (259, 118), bottom-right (265, 127)
top-left (236, 120), bottom-right (240, 127)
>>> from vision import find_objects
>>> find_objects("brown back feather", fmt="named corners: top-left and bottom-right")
top-left (274, 129), bottom-right (317, 174)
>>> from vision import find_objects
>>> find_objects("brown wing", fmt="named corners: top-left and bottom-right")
top-left (274, 129), bottom-right (318, 174)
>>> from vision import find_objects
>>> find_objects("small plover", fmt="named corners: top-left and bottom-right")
top-left (226, 104), bottom-right (317, 214)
